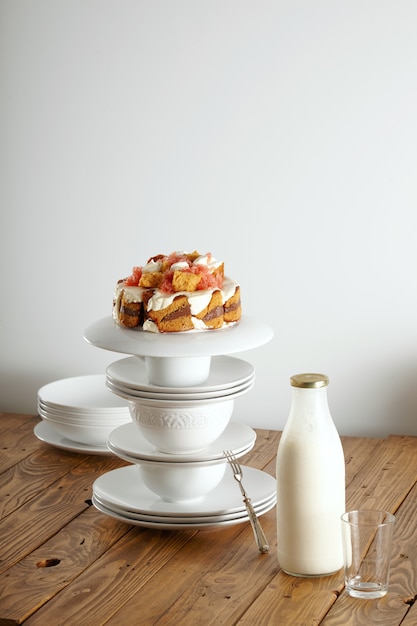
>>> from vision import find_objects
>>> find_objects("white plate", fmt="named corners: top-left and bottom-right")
top-left (93, 492), bottom-right (275, 522)
top-left (37, 403), bottom-right (131, 424)
top-left (94, 491), bottom-right (275, 522)
top-left (84, 315), bottom-right (273, 358)
top-left (107, 421), bottom-right (256, 463)
top-left (92, 493), bottom-right (275, 527)
top-left (38, 405), bottom-right (132, 428)
top-left (92, 464), bottom-right (276, 517)
top-left (108, 441), bottom-right (254, 467)
top-left (105, 374), bottom-right (255, 401)
top-left (37, 400), bottom-right (130, 419)
top-left (38, 375), bottom-right (130, 413)
top-left (106, 380), bottom-right (255, 404)
top-left (106, 355), bottom-right (255, 393)
top-left (105, 378), bottom-right (255, 402)
top-left (34, 421), bottom-right (111, 455)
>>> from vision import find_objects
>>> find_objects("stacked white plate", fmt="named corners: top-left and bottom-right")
top-left (105, 355), bottom-right (255, 401)
top-left (36, 374), bottom-right (131, 449)
top-left (92, 464), bottom-right (276, 530)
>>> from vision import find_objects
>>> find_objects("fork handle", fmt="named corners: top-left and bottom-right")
top-left (243, 496), bottom-right (269, 553)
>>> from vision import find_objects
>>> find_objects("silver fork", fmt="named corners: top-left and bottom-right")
top-left (223, 450), bottom-right (269, 553)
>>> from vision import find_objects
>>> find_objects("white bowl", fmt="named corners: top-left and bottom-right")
top-left (128, 397), bottom-right (234, 454)
top-left (40, 415), bottom-right (125, 446)
top-left (142, 355), bottom-right (212, 387)
top-left (137, 458), bottom-right (227, 502)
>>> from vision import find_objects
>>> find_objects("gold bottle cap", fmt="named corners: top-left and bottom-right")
top-left (290, 373), bottom-right (329, 388)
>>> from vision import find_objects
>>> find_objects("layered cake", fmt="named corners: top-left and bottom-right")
top-left (113, 251), bottom-right (241, 333)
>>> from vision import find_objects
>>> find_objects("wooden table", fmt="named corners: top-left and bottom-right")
top-left (0, 413), bottom-right (416, 625)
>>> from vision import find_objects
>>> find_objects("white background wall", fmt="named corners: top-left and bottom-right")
top-left (1, 0), bottom-right (417, 436)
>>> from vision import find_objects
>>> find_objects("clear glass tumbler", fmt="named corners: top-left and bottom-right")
top-left (341, 509), bottom-right (395, 599)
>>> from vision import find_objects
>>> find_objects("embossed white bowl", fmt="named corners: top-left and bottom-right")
top-left (128, 397), bottom-right (234, 454)
top-left (137, 458), bottom-right (227, 502)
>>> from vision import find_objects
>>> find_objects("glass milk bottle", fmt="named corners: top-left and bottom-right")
top-left (276, 373), bottom-right (345, 577)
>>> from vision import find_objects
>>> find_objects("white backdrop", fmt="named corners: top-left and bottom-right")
top-left (1, 0), bottom-right (417, 436)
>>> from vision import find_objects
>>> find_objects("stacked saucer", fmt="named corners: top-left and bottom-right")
top-left (36, 374), bottom-right (131, 449)
top-left (105, 355), bottom-right (255, 401)
top-left (92, 465), bottom-right (276, 530)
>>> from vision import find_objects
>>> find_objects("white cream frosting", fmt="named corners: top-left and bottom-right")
top-left (113, 277), bottom-right (239, 325)
top-left (170, 261), bottom-right (189, 271)
top-left (142, 259), bottom-right (163, 273)
top-left (114, 284), bottom-right (144, 303)
top-left (142, 319), bottom-right (159, 332)
top-left (192, 254), bottom-right (222, 271)
top-left (144, 277), bottom-right (238, 314)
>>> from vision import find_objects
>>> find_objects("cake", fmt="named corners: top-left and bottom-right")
top-left (113, 251), bottom-right (241, 333)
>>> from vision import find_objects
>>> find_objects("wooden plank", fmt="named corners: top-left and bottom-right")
top-left (0, 414), bottom-right (37, 431)
top-left (400, 603), bottom-right (417, 625)
top-left (0, 454), bottom-right (126, 575)
top-left (23, 525), bottom-right (201, 625)
top-left (341, 435), bottom-right (381, 486)
top-left (387, 481), bottom-right (417, 604)
top-left (0, 446), bottom-right (89, 520)
top-left (237, 573), bottom-right (343, 626)
top-left (321, 481), bottom-right (417, 625)
top-left (81, 513), bottom-right (279, 626)
top-left (321, 599), bottom-right (409, 626)
top-left (0, 506), bottom-right (131, 625)
top-left (345, 435), bottom-right (417, 512)
top-left (0, 416), bottom-right (42, 474)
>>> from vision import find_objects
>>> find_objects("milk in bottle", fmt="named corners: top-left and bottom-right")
top-left (276, 373), bottom-right (345, 577)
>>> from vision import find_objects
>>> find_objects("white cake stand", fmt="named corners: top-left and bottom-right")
top-left (83, 315), bottom-right (273, 358)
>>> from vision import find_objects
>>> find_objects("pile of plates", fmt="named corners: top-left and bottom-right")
top-left (35, 374), bottom-right (131, 449)
top-left (105, 355), bottom-right (255, 401)
top-left (92, 463), bottom-right (276, 530)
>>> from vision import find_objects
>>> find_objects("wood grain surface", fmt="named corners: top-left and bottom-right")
top-left (0, 414), bottom-right (416, 626)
